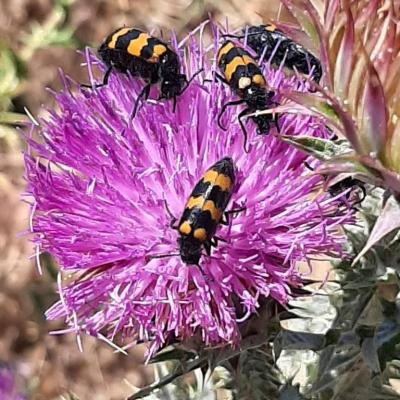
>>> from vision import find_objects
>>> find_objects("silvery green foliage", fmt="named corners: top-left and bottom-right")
top-left (275, 189), bottom-right (400, 400)
top-left (136, 362), bottom-right (231, 400)
top-left (236, 345), bottom-right (281, 400)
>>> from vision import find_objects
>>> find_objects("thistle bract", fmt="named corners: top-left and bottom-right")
top-left (24, 23), bottom-right (350, 355)
top-left (277, 0), bottom-right (400, 194)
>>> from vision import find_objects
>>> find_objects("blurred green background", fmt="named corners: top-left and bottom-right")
top-left (0, 1), bottom-right (282, 399)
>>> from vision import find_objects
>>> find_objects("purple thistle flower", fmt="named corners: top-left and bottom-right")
top-left (0, 366), bottom-right (24, 400)
top-left (24, 22), bottom-right (351, 356)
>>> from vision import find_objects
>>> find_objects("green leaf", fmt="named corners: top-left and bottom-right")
top-left (361, 337), bottom-right (380, 373)
top-left (149, 347), bottom-right (197, 364)
top-left (0, 112), bottom-right (29, 125)
top-left (20, 5), bottom-right (76, 61)
top-left (281, 87), bottom-right (363, 152)
top-left (312, 340), bottom-right (370, 398)
top-left (375, 319), bottom-right (400, 350)
top-left (279, 383), bottom-right (306, 400)
top-left (127, 356), bottom-right (207, 400)
top-left (208, 332), bottom-right (272, 370)
top-left (280, 0), bottom-right (322, 52)
top-left (237, 345), bottom-right (281, 400)
top-left (281, 91), bottom-right (341, 125)
top-left (274, 22), bottom-right (319, 56)
top-left (275, 135), bottom-right (350, 161)
top-left (274, 329), bottom-right (326, 359)
top-left (0, 47), bottom-right (23, 110)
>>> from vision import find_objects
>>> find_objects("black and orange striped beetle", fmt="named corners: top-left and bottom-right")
top-left (304, 161), bottom-right (366, 207)
top-left (83, 27), bottom-right (201, 118)
top-left (176, 157), bottom-right (237, 265)
top-left (230, 24), bottom-right (322, 83)
top-left (216, 40), bottom-right (279, 152)
top-left (148, 157), bottom-right (243, 265)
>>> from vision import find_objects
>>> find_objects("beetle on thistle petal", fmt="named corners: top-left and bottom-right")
top-left (150, 157), bottom-right (242, 265)
top-left (176, 157), bottom-right (238, 265)
top-left (216, 40), bottom-right (279, 152)
top-left (83, 27), bottom-right (201, 118)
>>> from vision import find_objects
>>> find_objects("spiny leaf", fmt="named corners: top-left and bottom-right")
top-left (208, 332), bottom-right (272, 370)
top-left (279, 383), bottom-right (306, 400)
top-left (274, 329), bottom-right (326, 359)
top-left (127, 356), bottom-right (206, 400)
top-left (280, 91), bottom-right (340, 124)
top-left (273, 22), bottom-right (319, 56)
top-left (149, 347), bottom-right (197, 364)
top-left (283, 86), bottom-right (362, 152)
top-left (280, 0), bottom-right (321, 54)
top-left (375, 318), bottom-right (400, 351)
top-left (237, 346), bottom-right (281, 400)
top-left (275, 135), bottom-right (350, 161)
top-left (324, 0), bottom-right (340, 34)
top-left (317, 156), bottom-right (374, 181)
top-left (353, 195), bottom-right (400, 264)
top-left (360, 337), bottom-right (380, 373)
top-left (358, 46), bottom-right (388, 159)
top-left (378, 165), bottom-right (400, 194)
top-left (369, 385), bottom-right (400, 400)
top-left (369, 1), bottom-right (396, 84)
top-left (385, 118), bottom-right (400, 173)
top-left (334, 5), bottom-right (354, 98)
top-left (347, 45), bottom-right (369, 116)
top-left (312, 337), bottom-right (365, 394)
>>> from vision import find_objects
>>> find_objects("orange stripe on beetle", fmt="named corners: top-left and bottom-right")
top-left (179, 221), bottom-right (192, 235)
top-left (217, 42), bottom-right (235, 63)
top-left (108, 28), bottom-right (131, 49)
top-left (193, 228), bottom-right (207, 242)
top-left (242, 55), bottom-right (256, 65)
top-left (202, 170), bottom-right (232, 191)
top-left (224, 56), bottom-right (257, 81)
top-left (224, 56), bottom-right (246, 81)
top-left (203, 200), bottom-right (222, 221)
top-left (148, 44), bottom-right (168, 63)
top-left (186, 196), bottom-right (205, 209)
top-left (252, 74), bottom-right (265, 85)
top-left (127, 33), bottom-right (150, 56)
top-left (215, 175), bottom-right (232, 191)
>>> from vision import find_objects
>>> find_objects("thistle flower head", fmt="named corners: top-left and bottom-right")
top-left (24, 22), bottom-right (350, 355)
